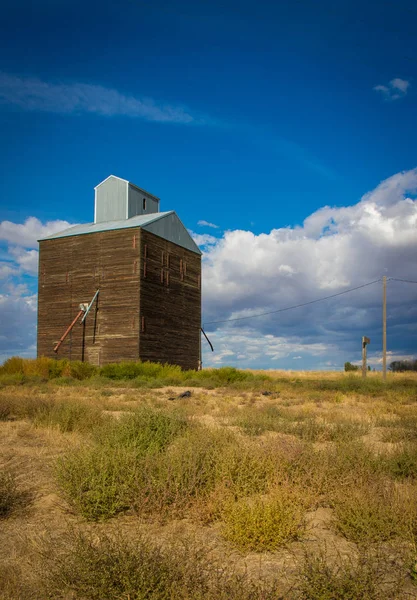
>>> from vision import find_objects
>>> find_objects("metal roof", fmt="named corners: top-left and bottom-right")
top-left (94, 175), bottom-right (160, 201)
top-left (39, 211), bottom-right (202, 255)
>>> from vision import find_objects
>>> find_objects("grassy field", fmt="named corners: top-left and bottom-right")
top-left (1, 359), bottom-right (417, 599)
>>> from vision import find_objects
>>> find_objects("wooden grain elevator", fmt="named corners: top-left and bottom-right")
top-left (37, 175), bottom-right (202, 370)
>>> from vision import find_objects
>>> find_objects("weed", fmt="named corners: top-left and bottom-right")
top-left (235, 405), bottom-right (286, 436)
top-left (385, 443), bottom-right (417, 479)
top-left (0, 373), bottom-right (26, 387)
top-left (333, 481), bottom-right (412, 543)
top-left (41, 530), bottom-right (286, 600)
top-left (284, 440), bottom-right (380, 501)
top-left (94, 406), bottom-right (188, 455)
top-left (33, 399), bottom-right (104, 433)
top-left (56, 445), bottom-right (139, 520)
top-left (222, 488), bottom-right (306, 551)
top-left (298, 548), bottom-right (400, 600)
top-left (0, 397), bottom-right (12, 420)
top-left (0, 471), bottom-right (19, 517)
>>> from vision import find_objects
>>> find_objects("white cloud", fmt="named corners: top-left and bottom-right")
top-left (198, 220), bottom-right (219, 229)
top-left (189, 231), bottom-right (218, 248)
top-left (0, 263), bottom-right (18, 279)
top-left (0, 216), bottom-right (73, 248)
top-left (1, 168), bottom-right (417, 369)
top-left (373, 78), bottom-right (410, 101)
top-left (8, 247), bottom-right (39, 275)
top-left (0, 72), bottom-right (200, 124)
top-left (202, 327), bottom-right (334, 369)
top-left (0, 217), bottom-right (75, 359)
top-left (201, 168), bottom-right (417, 368)
top-left (0, 284), bottom-right (37, 359)
top-left (390, 78), bottom-right (410, 93)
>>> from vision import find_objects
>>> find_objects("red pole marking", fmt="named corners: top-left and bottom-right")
top-left (54, 310), bottom-right (84, 353)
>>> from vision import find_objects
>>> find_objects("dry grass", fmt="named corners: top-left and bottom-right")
top-left (1, 368), bottom-right (417, 599)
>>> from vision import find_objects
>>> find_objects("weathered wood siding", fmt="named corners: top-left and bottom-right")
top-left (38, 227), bottom-right (201, 369)
top-left (38, 228), bottom-right (140, 364)
top-left (139, 229), bottom-right (201, 370)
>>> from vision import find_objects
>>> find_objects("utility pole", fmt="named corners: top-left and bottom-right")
top-left (382, 276), bottom-right (387, 381)
top-left (362, 336), bottom-right (370, 378)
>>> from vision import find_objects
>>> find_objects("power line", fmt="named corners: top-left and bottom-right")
top-left (389, 278), bottom-right (417, 285)
top-left (203, 279), bottom-right (382, 326)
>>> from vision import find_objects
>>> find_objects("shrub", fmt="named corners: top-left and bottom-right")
top-left (299, 549), bottom-right (395, 600)
top-left (285, 440), bottom-right (380, 500)
top-left (33, 400), bottom-right (104, 433)
top-left (41, 530), bottom-right (284, 600)
top-left (385, 443), bottom-right (417, 479)
top-left (333, 482), bottom-right (411, 543)
top-left (94, 406), bottom-right (188, 455)
top-left (344, 361), bottom-right (359, 372)
top-left (222, 489), bottom-right (306, 551)
top-left (236, 407), bottom-right (369, 442)
top-left (235, 405), bottom-right (286, 436)
top-left (217, 441), bottom-right (278, 499)
top-left (0, 373), bottom-right (26, 387)
top-left (142, 428), bottom-right (234, 515)
top-left (0, 357), bottom-right (69, 379)
top-left (0, 397), bottom-right (12, 420)
top-left (186, 366), bottom-right (271, 388)
top-left (0, 471), bottom-right (19, 517)
top-left (68, 361), bottom-right (98, 380)
top-left (56, 445), bottom-right (139, 521)
top-left (0, 356), bottom-right (25, 375)
top-left (99, 361), bottom-right (182, 381)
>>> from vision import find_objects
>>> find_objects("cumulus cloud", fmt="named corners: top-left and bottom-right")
top-left (1, 168), bottom-right (417, 369)
top-left (373, 78), bottom-right (410, 101)
top-left (0, 72), bottom-right (200, 124)
top-left (189, 231), bottom-right (219, 248)
top-left (0, 216), bottom-right (73, 248)
top-left (0, 217), bottom-right (75, 359)
top-left (0, 284), bottom-right (37, 360)
top-left (198, 220), bottom-right (219, 229)
top-left (200, 168), bottom-right (417, 369)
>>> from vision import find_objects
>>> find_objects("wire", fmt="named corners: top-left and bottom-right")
top-left (389, 278), bottom-right (417, 285)
top-left (203, 279), bottom-right (382, 326)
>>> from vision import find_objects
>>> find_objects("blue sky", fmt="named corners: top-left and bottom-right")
top-left (0, 0), bottom-right (416, 369)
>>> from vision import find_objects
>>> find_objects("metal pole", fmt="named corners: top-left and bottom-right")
top-left (362, 338), bottom-right (367, 379)
top-left (54, 309), bottom-right (85, 353)
top-left (81, 289), bottom-right (100, 323)
top-left (199, 327), bottom-right (202, 370)
top-left (382, 276), bottom-right (387, 381)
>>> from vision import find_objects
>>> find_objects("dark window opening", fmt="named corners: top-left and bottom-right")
top-left (143, 198), bottom-right (146, 211)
